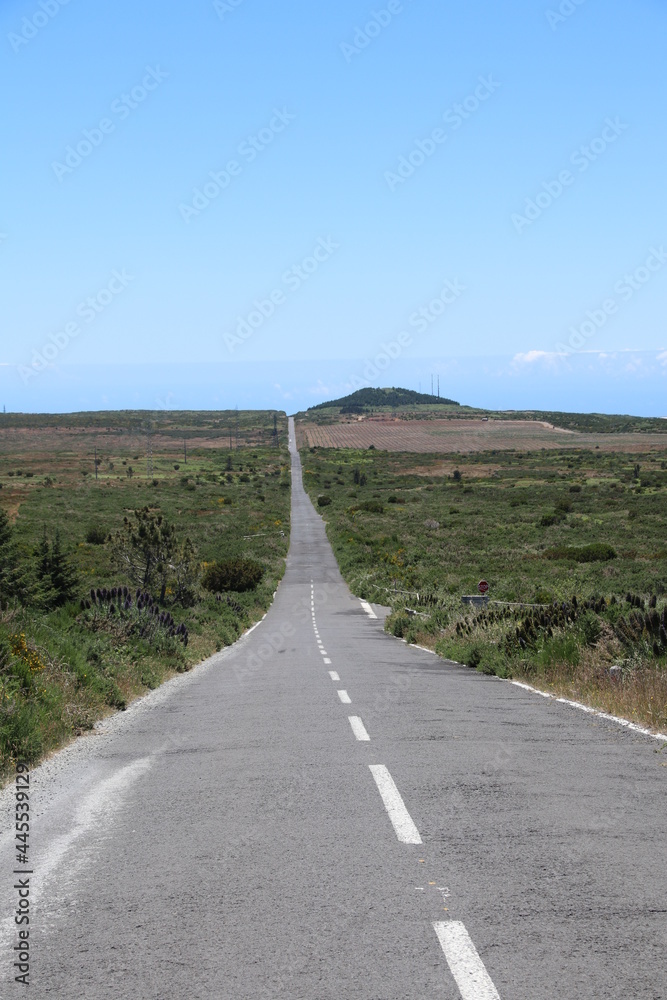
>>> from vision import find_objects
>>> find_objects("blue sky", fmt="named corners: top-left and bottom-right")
top-left (1, 0), bottom-right (666, 414)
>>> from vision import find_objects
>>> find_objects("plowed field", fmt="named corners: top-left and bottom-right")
top-left (297, 418), bottom-right (667, 453)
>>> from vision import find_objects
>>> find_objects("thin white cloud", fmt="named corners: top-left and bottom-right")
top-left (512, 350), bottom-right (554, 364)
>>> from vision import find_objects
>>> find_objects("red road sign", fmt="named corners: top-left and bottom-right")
top-left (478, 580), bottom-right (489, 595)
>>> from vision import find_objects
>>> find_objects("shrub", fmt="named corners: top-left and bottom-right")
top-left (390, 614), bottom-right (411, 638)
top-left (540, 512), bottom-right (565, 527)
top-left (555, 498), bottom-right (573, 513)
top-left (202, 558), bottom-right (264, 593)
top-left (86, 526), bottom-right (107, 546)
top-left (358, 501), bottom-right (384, 514)
top-left (466, 646), bottom-right (482, 669)
top-left (317, 495), bottom-right (332, 508)
top-left (579, 611), bottom-right (602, 646)
top-left (544, 543), bottom-right (617, 563)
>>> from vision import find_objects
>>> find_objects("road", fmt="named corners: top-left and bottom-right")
top-left (1, 416), bottom-right (665, 998)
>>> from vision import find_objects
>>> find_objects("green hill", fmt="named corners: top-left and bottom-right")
top-left (309, 387), bottom-right (459, 412)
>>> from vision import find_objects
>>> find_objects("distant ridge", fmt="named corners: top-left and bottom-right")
top-left (309, 387), bottom-right (459, 412)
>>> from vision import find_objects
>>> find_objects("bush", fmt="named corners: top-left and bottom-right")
top-left (540, 512), bottom-right (565, 527)
top-left (579, 611), bottom-right (602, 647)
top-left (358, 501), bottom-right (384, 514)
top-left (555, 498), bottom-right (573, 513)
top-left (466, 646), bottom-right (482, 669)
top-left (390, 614), bottom-right (411, 638)
top-left (202, 558), bottom-right (264, 593)
top-left (544, 543), bottom-right (617, 563)
top-left (85, 526), bottom-right (107, 545)
top-left (317, 495), bottom-right (332, 508)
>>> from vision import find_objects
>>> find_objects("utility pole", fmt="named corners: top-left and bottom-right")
top-left (235, 407), bottom-right (239, 450)
top-left (147, 427), bottom-right (153, 478)
top-left (437, 375), bottom-right (440, 398)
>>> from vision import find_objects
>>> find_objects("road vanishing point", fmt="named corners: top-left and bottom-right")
top-left (1, 417), bottom-right (665, 998)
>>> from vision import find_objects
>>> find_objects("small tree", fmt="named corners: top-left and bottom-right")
top-left (170, 537), bottom-right (200, 606)
top-left (33, 528), bottom-right (79, 608)
top-left (110, 508), bottom-right (177, 600)
top-left (110, 508), bottom-right (198, 603)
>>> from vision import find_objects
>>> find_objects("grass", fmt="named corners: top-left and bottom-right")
top-left (0, 410), bottom-right (289, 781)
top-left (300, 442), bottom-right (667, 732)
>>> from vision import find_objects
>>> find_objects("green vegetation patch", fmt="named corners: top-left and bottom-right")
top-left (0, 411), bottom-right (290, 779)
top-left (300, 442), bottom-right (667, 729)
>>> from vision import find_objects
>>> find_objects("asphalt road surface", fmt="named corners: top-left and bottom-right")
top-left (1, 417), bottom-right (665, 998)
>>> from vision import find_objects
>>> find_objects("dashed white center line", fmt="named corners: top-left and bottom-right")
top-left (323, 658), bottom-right (332, 664)
top-left (433, 922), bottom-right (501, 1000)
top-left (368, 765), bottom-right (422, 845)
top-left (348, 716), bottom-right (371, 741)
top-left (320, 650), bottom-right (328, 656)
top-left (328, 670), bottom-right (340, 681)
top-left (337, 690), bottom-right (351, 704)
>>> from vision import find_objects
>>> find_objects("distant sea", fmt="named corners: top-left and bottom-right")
top-left (1, 352), bottom-right (665, 417)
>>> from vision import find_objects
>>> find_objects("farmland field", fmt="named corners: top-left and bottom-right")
top-left (297, 417), bottom-right (667, 454)
top-left (0, 410), bottom-right (290, 780)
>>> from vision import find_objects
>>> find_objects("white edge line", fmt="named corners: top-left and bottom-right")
top-left (433, 921), bottom-right (501, 1000)
top-left (348, 716), bottom-right (371, 741)
top-left (369, 764), bottom-right (422, 845)
top-left (244, 611), bottom-right (269, 637)
top-left (360, 599), bottom-right (378, 619)
top-left (392, 631), bottom-right (667, 744)
top-left (510, 680), bottom-right (667, 742)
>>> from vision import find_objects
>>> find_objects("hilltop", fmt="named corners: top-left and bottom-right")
top-left (308, 387), bottom-right (459, 412)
